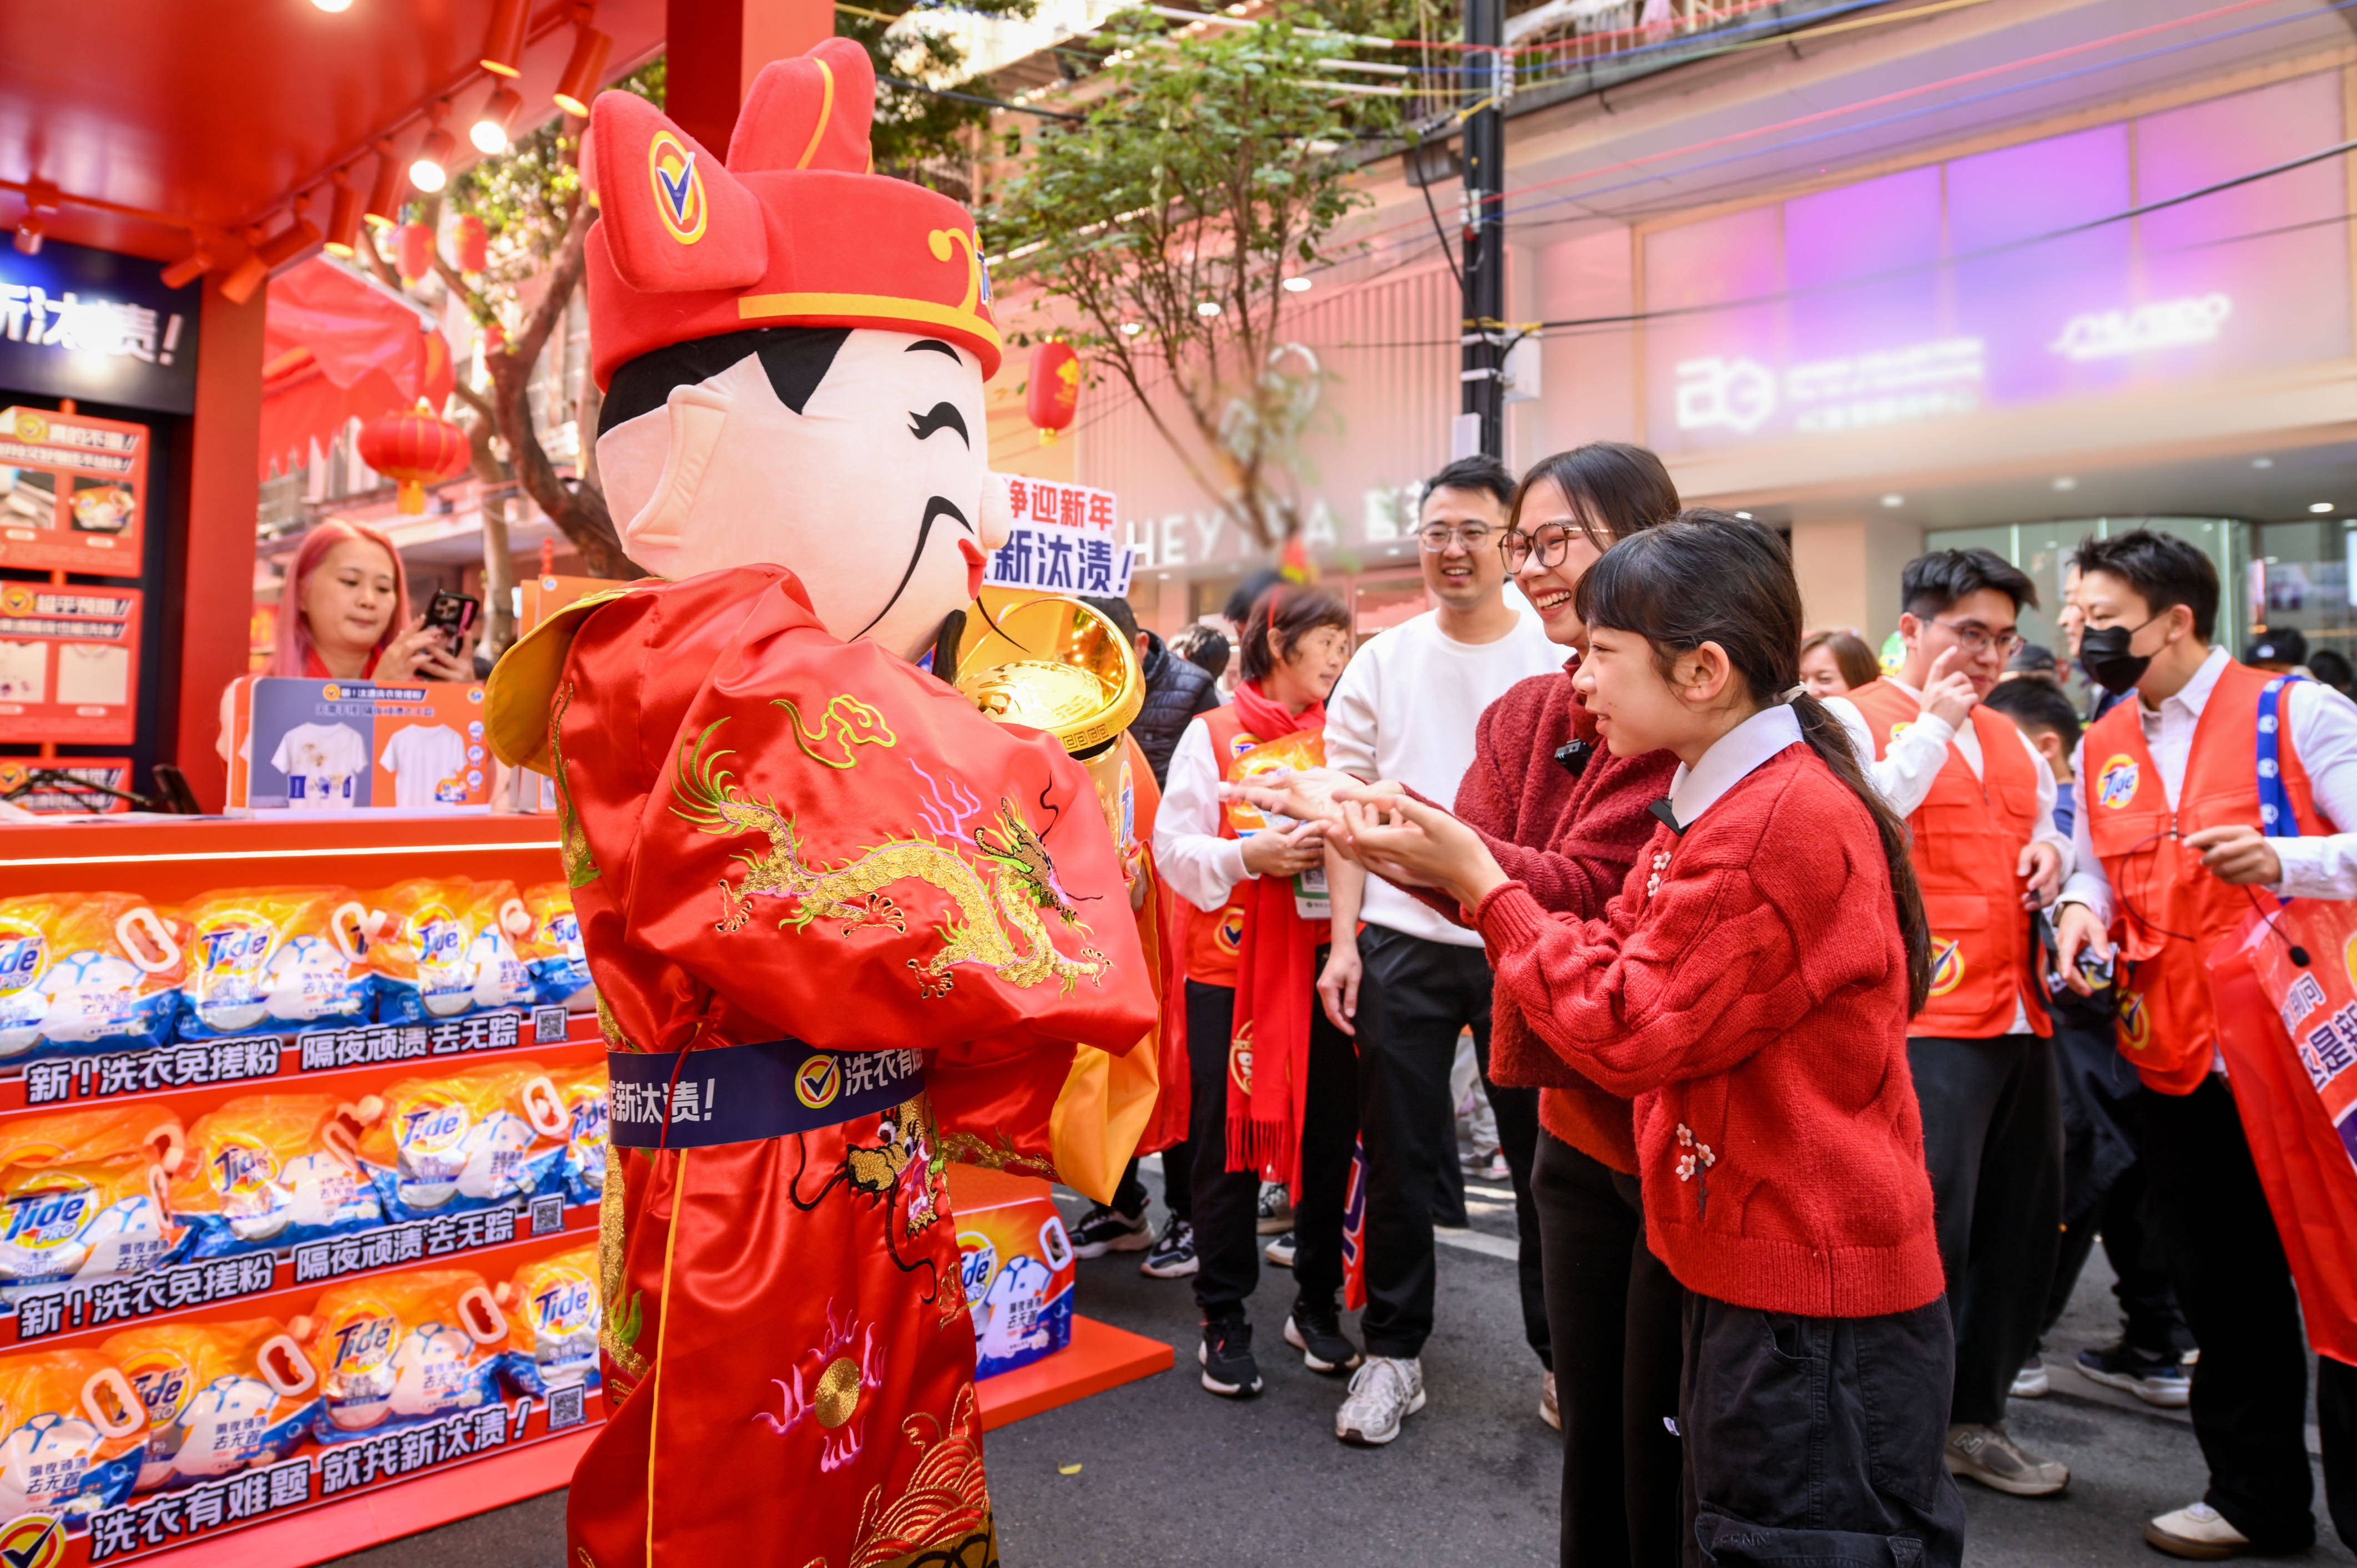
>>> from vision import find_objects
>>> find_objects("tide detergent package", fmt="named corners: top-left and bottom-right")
top-left (0, 1154), bottom-right (180, 1302)
top-left (176, 887), bottom-right (374, 1040)
top-left (367, 878), bottom-right (536, 1025)
top-left (170, 1095), bottom-right (383, 1256)
top-left (496, 1245), bottom-right (599, 1398)
top-left (0, 1102), bottom-right (184, 1172)
top-left (548, 1063), bottom-right (607, 1207)
top-left (357, 1063), bottom-right (568, 1222)
top-left (101, 1319), bottom-right (318, 1493)
top-left (0, 1349), bottom-right (148, 1519)
top-left (296, 1268), bottom-right (507, 1439)
top-left (514, 883), bottom-right (593, 1010)
top-left (947, 1166), bottom-right (1075, 1380)
top-left (0, 893), bottom-right (188, 1059)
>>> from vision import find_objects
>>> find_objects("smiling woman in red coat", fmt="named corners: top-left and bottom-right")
top-left (1331, 513), bottom-right (1965, 1568)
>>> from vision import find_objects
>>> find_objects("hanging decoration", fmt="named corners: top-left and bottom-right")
top-left (357, 401), bottom-right (472, 514)
top-left (456, 214), bottom-right (489, 274)
top-left (397, 220), bottom-right (436, 285)
top-left (1026, 340), bottom-right (1081, 442)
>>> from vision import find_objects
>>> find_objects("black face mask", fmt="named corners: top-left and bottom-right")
top-left (2081, 615), bottom-right (2159, 692)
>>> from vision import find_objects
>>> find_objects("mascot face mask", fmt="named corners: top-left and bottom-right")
top-left (580, 39), bottom-right (1008, 659)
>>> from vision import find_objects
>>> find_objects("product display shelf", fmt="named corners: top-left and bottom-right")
top-left (975, 1315), bottom-right (1174, 1430)
top-left (0, 816), bottom-right (564, 902)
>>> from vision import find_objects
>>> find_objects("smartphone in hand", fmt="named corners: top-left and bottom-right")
top-left (423, 590), bottom-right (480, 658)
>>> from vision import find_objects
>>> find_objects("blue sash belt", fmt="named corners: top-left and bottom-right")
top-left (605, 1039), bottom-right (925, 1150)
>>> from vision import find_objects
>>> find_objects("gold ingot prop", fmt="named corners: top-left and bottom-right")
top-left (952, 595), bottom-right (1143, 759)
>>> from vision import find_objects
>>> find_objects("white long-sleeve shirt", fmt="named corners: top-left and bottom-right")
top-left (2060, 646), bottom-right (2357, 928)
top-left (1154, 715), bottom-right (1250, 915)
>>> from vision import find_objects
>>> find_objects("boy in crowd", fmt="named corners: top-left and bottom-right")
top-left (1318, 456), bottom-right (1562, 1444)
top-left (1836, 550), bottom-right (2074, 1497)
top-left (2055, 529), bottom-right (2357, 1559)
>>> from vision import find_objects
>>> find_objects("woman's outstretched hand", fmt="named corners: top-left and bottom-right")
top-left (1332, 793), bottom-right (1508, 909)
top-left (1221, 766), bottom-right (1393, 827)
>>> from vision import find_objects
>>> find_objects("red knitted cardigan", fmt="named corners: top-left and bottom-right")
top-left (1474, 742), bottom-right (1943, 1319)
top-left (1406, 662), bottom-right (1676, 1172)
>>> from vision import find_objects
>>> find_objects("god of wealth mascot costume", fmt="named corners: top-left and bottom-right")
top-left (484, 39), bottom-right (1159, 1568)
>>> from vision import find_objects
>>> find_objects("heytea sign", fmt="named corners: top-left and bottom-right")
top-left (0, 238), bottom-right (200, 414)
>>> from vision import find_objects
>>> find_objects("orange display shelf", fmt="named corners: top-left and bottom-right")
top-left (977, 1314), bottom-right (1173, 1430)
top-left (0, 815), bottom-right (564, 901)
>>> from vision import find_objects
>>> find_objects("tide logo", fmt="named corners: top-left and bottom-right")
top-left (795, 1054), bottom-right (841, 1111)
top-left (2119, 990), bottom-right (2151, 1053)
top-left (1928, 938), bottom-right (1964, 998)
top-left (208, 1135), bottom-right (280, 1198)
top-left (326, 1305), bottom-right (398, 1375)
top-left (119, 1348), bottom-right (196, 1427)
top-left (395, 1091), bottom-right (469, 1156)
top-left (1214, 907), bottom-right (1245, 957)
top-left (0, 1176), bottom-right (91, 1251)
top-left (531, 1269), bottom-right (597, 1337)
top-left (0, 924), bottom-right (43, 998)
top-left (1228, 1025), bottom-right (1254, 1096)
top-left (195, 918), bottom-right (273, 980)
top-left (646, 132), bottom-right (707, 245)
top-left (412, 908), bottom-right (465, 969)
top-left (2098, 755), bottom-right (2141, 811)
top-left (958, 1231), bottom-right (997, 1308)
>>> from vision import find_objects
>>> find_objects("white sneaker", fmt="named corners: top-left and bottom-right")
top-left (2146, 1503), bottom-right (2252, 1560)
top-left (1335, 1354), bottom-right (1425, 1445)
top-left (1541, 1369), bottom-right (1561, 1432)
top-left (2010, 1354), bottom-right (2049, 1399)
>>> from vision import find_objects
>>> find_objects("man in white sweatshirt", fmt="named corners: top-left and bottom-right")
top-left (1320, 456), bottom-right (1562, 1446)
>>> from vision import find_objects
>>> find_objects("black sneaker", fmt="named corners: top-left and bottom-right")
top-left (2076, 1342), bottom-right (2191, 1408)
top-left (1285, 1304), bottom-right (1362, 1374)
top-left (1256, 1182), bottom-right (1294, 1235)
top-left (1141, 1217), bottom-right (1197, 1278)
top-left (1199, 1317), bottom-right (1263, 1398)
top-left (1264, 1230), bottom-right (1296, 1268)
top-left (1069, 1205), bottom-right (1150, 1258)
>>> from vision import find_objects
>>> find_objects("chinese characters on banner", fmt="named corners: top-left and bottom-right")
top-left (0, 237), bottom-right (199, 415)
top-left (0, 581), bottom-right (141, 744)
top-left (987, 476), bottom-right (1132, 596)
top-left (0, 406), bottom-right (147, 575)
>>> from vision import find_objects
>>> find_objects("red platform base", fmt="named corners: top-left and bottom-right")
top-left (976, 1314), bottom-right (1173, 1430)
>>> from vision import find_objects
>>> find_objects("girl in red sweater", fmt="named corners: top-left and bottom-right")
top-left (1338, 513), bottom-right (1965, 1567)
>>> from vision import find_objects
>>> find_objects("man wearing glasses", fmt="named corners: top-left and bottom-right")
top-left (1318, 455), bottom-right (1561, 1445)
top-left (1838, 548), bottom-right (2076, 1499)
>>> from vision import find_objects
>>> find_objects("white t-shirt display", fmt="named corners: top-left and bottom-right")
top-left (378, 724), bottom-right (469, 808)
top-left (0, 642), bottom-right (44, 704)
top-left (271, 721), bottom-right (368, 810)
top-left (977, 1256), bottom-right (1053, 1362)
top-left (1322, 604), bottom-right (1562, 947)
top-left (55, 643), bottom-right (128, 705)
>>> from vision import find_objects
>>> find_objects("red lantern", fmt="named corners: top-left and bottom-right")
top-left (455, 214), bottom-right (489, 274)
top-left (397, 220), bottom-right (435, 285)
top-left (357, 402), bottom-right (472, 514)
top-left (1027, 340), bottom-right (1081, 441)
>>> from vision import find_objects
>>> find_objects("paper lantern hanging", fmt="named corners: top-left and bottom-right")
top-left (455, 214), bottom-right (489, 274)
top-left (396, 221), bottom-right (436, 285)
top-left (1027, 340), bottom-right (1081, 442)
top-left (357, 402), bottom-right (471, 514)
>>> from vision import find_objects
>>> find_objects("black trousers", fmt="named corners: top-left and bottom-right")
top-left (1189, 974), bottom-right (1357, 1322)
top-left (1534, 1129), bottom-right (1684, 1568)
top-left (1905, 1033), bottom-right (2064, 1427)
top-left (1110, 1138), bottom-right (1197, 1223)
top-left (2142, 1074), bottom-right (2357, 1551)
top-left (1357, 923), bottom-right (1548, 1364)
top-left (1680, 1293), bottom-right (1967, 1568)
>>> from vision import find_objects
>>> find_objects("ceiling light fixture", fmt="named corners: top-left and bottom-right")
top-left (472, 85), bottom-right (523, 155)
top-left (322, 169), bottom-right (362, 257)
top-left (311, 0), bottom-right (353, 12)
top-left (12, 178), bottom-right (57, 256)
top-left (159, 243), bottom-right (213, 290)
top-left (2052, 476), bottom-right (2077, 491)
top-left (410, 104), bottom-right (456, 193)
top-left (1881, 493), bottom-right (1905, 508)
top-left (361, 140), bottom-right (402, 229)
top-left (11, 216), bottom-right (42, 257)
top-left (255, 198), bottom-right (324, 270)
top-left (2253, 456), bottom-right (2275, 469)
top-left (2312, 502), bottom-right (2336, 514)
top-left (1282, 275), bottom-right (1311, 293)
top-left (216, 227), bottom-right (272, 306)
top-left (553, 8), bottom-right (614, 118)
top-left (479, 0), bottom-right (531, 75)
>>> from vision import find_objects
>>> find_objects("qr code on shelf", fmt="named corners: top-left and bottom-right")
top-left (549, 1384), bottom-right (586, 1431)
top-left (532, 1005), bottom-right (569, 1043)
top-left (529, 1193), bottom-right (566, 1235)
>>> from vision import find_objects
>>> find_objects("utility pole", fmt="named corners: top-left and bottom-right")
top-left (1459, 0), bottom-right (1507, 461)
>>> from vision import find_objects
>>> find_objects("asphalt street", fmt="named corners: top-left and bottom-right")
top-left (330, 1161), bottom-right (2357, 1568)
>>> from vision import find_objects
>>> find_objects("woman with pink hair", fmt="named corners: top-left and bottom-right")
top-left (266, 519), bottom-right (469, 681)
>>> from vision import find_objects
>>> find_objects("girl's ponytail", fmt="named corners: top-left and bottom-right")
top-left (1576, 512), bottom-right (1932, 1014)
top-left (1789, 690), bottom-right (1931, 1014)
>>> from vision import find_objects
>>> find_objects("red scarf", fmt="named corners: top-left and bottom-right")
top-left (1225, 680), bottom-right (1327, 1193)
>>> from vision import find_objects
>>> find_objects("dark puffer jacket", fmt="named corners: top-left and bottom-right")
top-left (1130, 633), bottom-right (1221, 787)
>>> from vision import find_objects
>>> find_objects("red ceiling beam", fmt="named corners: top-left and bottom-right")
top-left (665, 0), bottom-right (835, 156)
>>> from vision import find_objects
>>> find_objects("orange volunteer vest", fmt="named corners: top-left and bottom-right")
top-left (1180, 706), bottom-right (1258, 985)
top-left (2082, 659), bottom-right (2325, 1095)
top-left (1846, 678), bottom-right (2051, 1038)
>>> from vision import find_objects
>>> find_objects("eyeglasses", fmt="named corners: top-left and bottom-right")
top-left (1419, 522), bottom-right (1496, 553)
top-left (1501, 524), bottom-right (1582, 571)
top-left (1932, 617), bottom-right (2025, 657)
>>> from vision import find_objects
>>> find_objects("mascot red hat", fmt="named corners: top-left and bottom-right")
top-left (581, 38), bottom-right (1002, 389)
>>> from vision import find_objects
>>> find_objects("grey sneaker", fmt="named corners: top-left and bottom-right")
top-left (1945, 1422), bottom-right (2068, 1496)
top-left (1541, 1369), bottom-right (1561, 1432)
top-left (1335, 1354), bottom-right (1425, 1445)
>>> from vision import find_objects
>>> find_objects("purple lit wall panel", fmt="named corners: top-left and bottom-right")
top-left (1643, 204), bottom-right (1784, 451)
top-left (1947, 123), bottom-right (2131, 403)
top-left (2136, 74), bottom-right (2349, 376)
top-left (1784, 166), bottom-right (1943, 360)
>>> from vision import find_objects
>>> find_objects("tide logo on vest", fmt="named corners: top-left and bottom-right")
top-left (2119, 990), bottom-right (2152, 1052)
top-left (1929, 938), bottom-right (1964, 998)
top-left (2098, 755), bottom-right (2141, 810)
top-left (1214, 906), bottom-right (1245, 956)
top-left (1228, 1025), bottom-right (1254, 1096)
